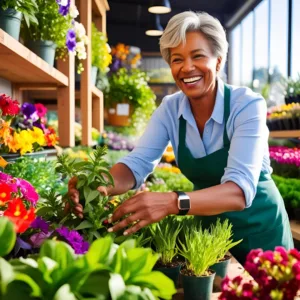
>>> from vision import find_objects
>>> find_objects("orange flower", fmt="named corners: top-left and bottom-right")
top-left (0, 182), bottom-right (11, 205)
top-left (0, 156), bottom-right (8, 168)
top-left (4, 198), bottom-right (36, 233)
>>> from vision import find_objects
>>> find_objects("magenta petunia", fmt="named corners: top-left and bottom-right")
top-left (34, 103), bottom-right (47, 118)
top-left (16, 178), bottom-right (39, 204)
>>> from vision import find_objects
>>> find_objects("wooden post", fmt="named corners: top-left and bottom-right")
top-left (57, 52), bottom-right (75, 147)
top-left (80, 0), bottom-right (92, 146)
top-left (92, 87), bottom-right (104, 133)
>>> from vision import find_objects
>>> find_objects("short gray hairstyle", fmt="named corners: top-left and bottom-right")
top-left (160, 11), bottom-right (228, 71)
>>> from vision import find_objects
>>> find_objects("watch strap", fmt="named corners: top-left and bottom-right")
top-left (174, 191), bottom-right (190, 216)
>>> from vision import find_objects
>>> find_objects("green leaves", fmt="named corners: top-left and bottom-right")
top-left (0, 217), bottom-right (16, 257)
top-left (0, 258), bottom-right (14, 295)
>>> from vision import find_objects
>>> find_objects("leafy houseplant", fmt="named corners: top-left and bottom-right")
top-left (178, 221), bottom-right (220, 300)
top-left (150, 216), bottom-right (182, 287)
top-left (21, 0), bottom-right (74, 66)
top-left (209, 219), bottom-right (242, 279)
top-left (0, 0), bottom-right (38, 40)
top-left (0, 220), bottom-right (176, 300)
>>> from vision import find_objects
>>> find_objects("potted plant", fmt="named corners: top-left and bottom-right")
top-left (105, 67), bottom-right (156, 132)
top-left (21, 0), bottom-right (75, 66)
top-left (284, 74), bottom-right (300, 104)
top-left (91, 23), bottom-right (112, 86)
top-left (178, 221), bottom-right (220, 300)
top-left (209, 219), bottom-right (242, 279)
top-left (0, 0), bottom-right (38, 40)
top-left (150, 216), bottom-right (182, 287)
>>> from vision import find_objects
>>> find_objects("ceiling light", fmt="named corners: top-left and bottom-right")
top-left (145, 14), bottom-right (163, 36)
top-left (148, 0), bottom-right (171, 14)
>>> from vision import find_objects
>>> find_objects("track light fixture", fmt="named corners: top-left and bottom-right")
top-left (148, 0), bottom-right (171, 14)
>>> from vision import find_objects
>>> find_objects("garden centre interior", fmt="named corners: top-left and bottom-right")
top-left (0, 0), bottom-right (300, 299)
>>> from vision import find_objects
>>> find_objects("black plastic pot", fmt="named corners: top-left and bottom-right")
top-left (209, 255), bottom-right (231, 279)
top-left (282, 118), bottom-right (293, 130)
top-left (156, 264), bottom-right (181, 288)
top-left (182, 270), bottom-right (215, 300)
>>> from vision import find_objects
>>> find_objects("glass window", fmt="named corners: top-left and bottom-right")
top-left (230, 25), bottom-right (241, 85)
top-left (269, 0), bottom-right (288, 81)
top-left (291, 0), bottom-right (300, 79)
top-left (241, 12), bottom-right (254, 87)
top-left (253, 0), bottom-right (269, 91)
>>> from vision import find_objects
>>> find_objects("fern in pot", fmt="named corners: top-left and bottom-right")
top-left (150, 216), bottom-right (182, 287)
top-left (0, 0), bottom-right (38, 40)
top-left (178, 222), bottom-right (220, 300)
top-left (209, 219), bottom-right (242, 279)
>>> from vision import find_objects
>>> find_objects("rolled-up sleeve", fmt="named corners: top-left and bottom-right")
top-left (118, 104), bottom-right (170, 189)
top-left (221, 98), bottom-right (268, 208)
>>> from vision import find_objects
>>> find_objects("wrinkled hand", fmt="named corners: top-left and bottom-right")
top-left (66, 177), bottom-right (110, 218)
top-left (107, 191), bottom-right (178, 235)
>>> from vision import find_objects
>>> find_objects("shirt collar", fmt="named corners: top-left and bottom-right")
top-left (177, 78), bottom-right (225, 125)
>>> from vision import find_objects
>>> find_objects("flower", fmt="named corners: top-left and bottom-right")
top-left (34, 103), bottom-right (47, 118)
top-left (4, 198), bottom-right (36, 233)
top-left (56, 226), bottom-right (89, 254)
top-left (0, 94), bottom-right (20, 117)
top-left (219, 247), bottom-right (300, 300)
top-left (56, 0), bottom-right (71, 16)
top-left (30, 216), bottom-right (49, 234)
top-left (29, 231), bottom-right (51, 248)
top-left (0, 156), bottom-right (8, 168)
top-left (66, 28), bottom-right (76, 52)
top-left (0, 182), bottom-right (12, 205)
top-left (21, 103), bottom-right (37, 120)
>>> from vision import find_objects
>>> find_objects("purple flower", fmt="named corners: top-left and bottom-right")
top-left (29, 231), bottom-right (52, 248)
top-left (21, 103), bottom-right (36, 119)
top-left (56, 0), bottom-right (71, 16)
top-left (66, 29), bottom-right (76, 52)
top-left (56, 226), bottom-right (89, 254)
top-left (31, 216), bottom-right (49, 233)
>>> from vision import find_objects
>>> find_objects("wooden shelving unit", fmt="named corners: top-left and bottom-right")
top-left (290, 220), bottom-right (300, 241)
top-left (0, 29), bottom-right (68, 86)
top-left (269, 130), bottom-right (300, 138)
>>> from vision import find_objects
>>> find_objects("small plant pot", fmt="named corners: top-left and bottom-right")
top-left (0, 8), bottom-right (22, 40)
top-left (26, 40), bottom-right (57, 66)
top-left (209, 255), bottom-right (231, 279)
top-left (282, 118), bottom-right (293, 130)
top-left (181, 270), bottom-right (215, 300)
top-left (156, 264), bottom-right (181, 288)
top-left (106, 103), bottom-right (133, 127)
top-left (291, 117), bottom-right (300, 130)
top-left (267, 119), bottom-right (274, 131)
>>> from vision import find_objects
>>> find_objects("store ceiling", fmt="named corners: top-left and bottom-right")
top-left (106, 0), bottom-right (247, 52)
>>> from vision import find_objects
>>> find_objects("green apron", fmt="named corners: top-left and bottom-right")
top-left (177, 84), bottom-right (294, 265)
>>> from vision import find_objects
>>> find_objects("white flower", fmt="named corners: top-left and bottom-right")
top-left (106, 43), bottom-right (111, 53)
top-left (70, 5), bottom-right (79, 18)
top-left (83, 35), bottom-right (89, 45)
top-left (58, 0), bottom-right (68, 6)
top-left (74, 22), bottom-right (86, 39)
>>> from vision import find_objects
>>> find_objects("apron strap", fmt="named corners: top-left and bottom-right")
top-left (179, 115), bottom-right (186, 159)
top-left (223, 84), bottom-right (231, 147)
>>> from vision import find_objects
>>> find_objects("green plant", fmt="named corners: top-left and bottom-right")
top-left (0, 218), bottom-right (16, 257)
top-left (1, 0), bottom-right (38, 27)
top-left (105, 68), bottom-right (156, 134)
top-left (55, 146), bottom-right (115, 241)
top-left (21, 0), bottom-right (72, 48)
top-left (178, 222), bottom-right (219, 277)
top-left (209, 219), bottom-right (242, 262)
top-left (0, 235), bottom-right (176, 299)
top-left (150, 216), bottom-right (182, 265)
top-left (91, 23), bottom-right (112, 72)
top-left (284, 74), bottom-right (300, 98)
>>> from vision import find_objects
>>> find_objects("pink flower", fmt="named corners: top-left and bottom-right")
top-left (289, 248), bottom-right (300, 260)
top-left (34, 103), bottom-right (47, 118)
top-left (16, 178), bottom-right (39, 205)
top-left (261, 250), bottom-right (274, 263)
top-left (29, 231), bottom-right (52, 248)
top-left (292, 261), bottom-right (300, 276)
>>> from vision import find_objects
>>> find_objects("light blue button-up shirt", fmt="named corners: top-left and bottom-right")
top-left (118, 78), bottom-right (272, 208)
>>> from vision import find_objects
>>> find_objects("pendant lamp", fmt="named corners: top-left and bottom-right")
top-left (145, 14), bottom-right (163, 36)
top-left (148, 0), bottom-right (171, 14)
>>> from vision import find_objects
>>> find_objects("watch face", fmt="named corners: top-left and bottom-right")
top-left (180, 199), bottom-right (190, 210)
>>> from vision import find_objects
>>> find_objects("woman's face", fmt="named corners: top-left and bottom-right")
top-left (170, 31), bottom-right (221, 101)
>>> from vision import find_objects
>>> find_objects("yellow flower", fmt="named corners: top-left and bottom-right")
top-left (19, 130), bottom-right (33, 155)
top-left (0, 156), bottom-right (8, 168)
top-left (7, 132), bottom-right (21, 153)
top-left (31, 126), bottom-right (46, 146)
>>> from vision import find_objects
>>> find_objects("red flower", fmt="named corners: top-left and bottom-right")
top-left (0, 94), bottom-right (20, 116)
top-left (4, 198), bottom-right (36, 233)
top-left (289, 248), bottom-right (300, 260)
top-left (0, 182), bottom-right (12, 205)
top-left (34, 103), bottom-right (47, 118)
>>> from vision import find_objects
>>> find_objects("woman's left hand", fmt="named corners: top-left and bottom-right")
top-left (108, 191), bottom-right (178, 235)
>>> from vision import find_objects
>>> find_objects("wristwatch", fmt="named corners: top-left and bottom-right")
top-left (174, 191), bottom-right (191, 215)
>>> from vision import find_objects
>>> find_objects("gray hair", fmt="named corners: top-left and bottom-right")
top-left (159, 11), bottom-right (228, 71)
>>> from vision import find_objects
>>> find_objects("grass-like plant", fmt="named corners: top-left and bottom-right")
top-left (209, 219), bottom-right (243, 262)
top-left (150, 216), bottom-right (182, 265)
top-left (178, 221), bottom-right (220, 277)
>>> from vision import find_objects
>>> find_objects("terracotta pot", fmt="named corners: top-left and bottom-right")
top-left (106, 103), bottom-right (133, 127)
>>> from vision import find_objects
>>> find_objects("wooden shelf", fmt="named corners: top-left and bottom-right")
top-left (92, 0), bottom-right (109, 17)
top-left (269, 130), bottom-right (300, 138)
top-left (0, 29), bottom-right (68, 86)
top-left (290, 220), bottom-right (300, 241)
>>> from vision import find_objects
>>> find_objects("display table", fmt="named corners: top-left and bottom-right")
top-left (173, 256), bottom-right (244, 300)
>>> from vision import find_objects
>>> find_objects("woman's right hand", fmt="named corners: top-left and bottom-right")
top-left (66, 177), bottom-right (110, 218)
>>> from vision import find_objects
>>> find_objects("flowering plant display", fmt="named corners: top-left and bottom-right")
top-left (0, 171), bottom-right (38, 233)
top-left (0, 95), bottom-right (59, 155)
top-left (219, 247), bottom-right (300, 300)
top-left (269, 146), bottom-right (300, 167)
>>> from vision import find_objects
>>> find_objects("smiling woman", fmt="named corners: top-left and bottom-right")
top-left (68, 11), bottom-right (294, 266)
